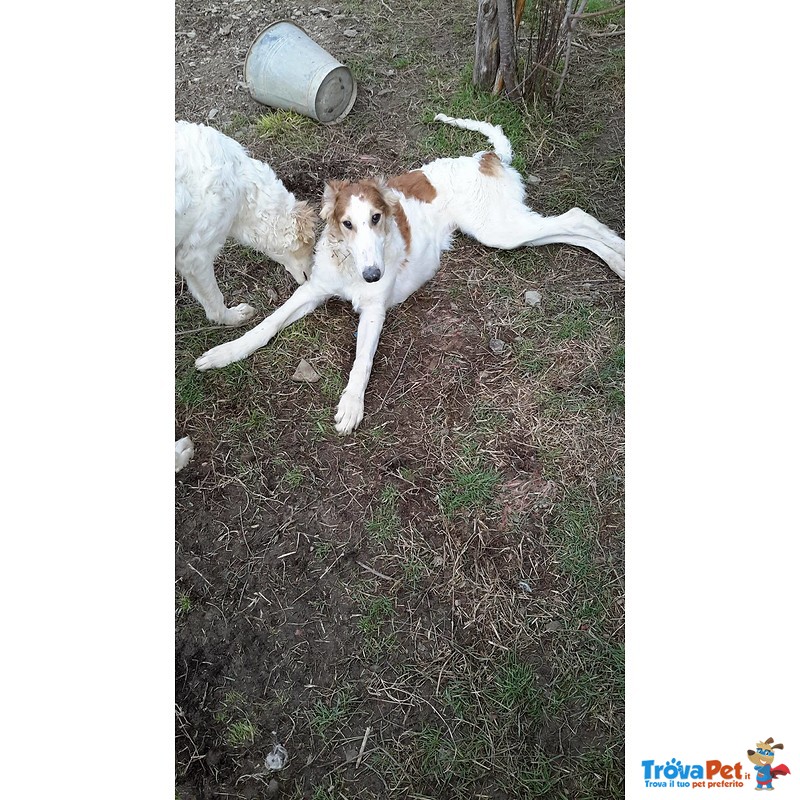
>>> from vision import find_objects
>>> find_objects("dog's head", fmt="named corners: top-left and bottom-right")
top-left (747, 738), bottom-right (784, 767)
top-left (320, 179), bottom-right (399, 283)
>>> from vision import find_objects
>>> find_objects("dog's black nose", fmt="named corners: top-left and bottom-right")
top-left (362, 266), bottom-right (381, 283)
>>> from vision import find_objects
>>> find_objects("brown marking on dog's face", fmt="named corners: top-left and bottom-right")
top-left (479, 152), bottom-right (504, 177)
top-left (387, 171), bottom-right (437, 203)
top-left (321, 180), bottom-right (391, 234)
top-left (393, 203), bottom-right (411, 254)
top-left (320, 179), bottom-right (401, 281)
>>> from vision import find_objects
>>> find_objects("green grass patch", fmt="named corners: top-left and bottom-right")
top-left (516, 748), bottom-right (564, 796)
top-left (607, 386), bottom-right (624, 410)
top-left (490, 653), bottom-right (543, 715)
top-left (176, 593), bottom-right (191, 615)
top-left (309, 784), bottom-right (340, 800)
top-left (176, 368), bottom-right (205, 409)
top-left (221, 240), bottom-right (272, 268)
top-left (542, 488), bottom-right (625, 724)
top-left (255, 110), bottom-right (320, 150)
top-left (365, 485), bottom-right (402, 543)
top-left (441, 680), bottom-right (477, 717)
top-left (598, 153), bottom-right (625, 183)
top-left (399, 722), bottom-right (499, 795)
top-left (547, 488), bottom-right (598, 585)
top-left (513, 338), bottom-right (547, 377)
top-left (304, 405), bottom-right (334, 442)
top-left (576, 120), bottom-right (605, 147)
top-left (355, 595), bottom-right (397, 660)
top-left (438, 445), bottom-right (501, 518)
top-left (577, 342), bottom-right (624, 411)
top-left (309, 688), bottom-right (355, 735)
top-left (601, 344), bottom-right (625, 410)
top-left (391, 54), bottom-right (414, 71)
top-left (313, 538), bottom-right (334, 561)
top-left (601, 343), bottom-right (624, 380)
top-left (274, 316), bottom-right (325, 354)
top-left (554, 303), bottom-right (597, 340)
top-left (357, 595), bottom-right (395, 635)
top-left (319, 367), bottom-right (345, 403)
top-left (213, 691), bottom-right (259, 748)
top-left (402, 553), bottom-right (429, 589)
top-left (208, 360), bottom-right (259, 395)
top-left (348, 53), bottom-right (382, 84)
top-left (279, 465), bottom-right (305, 489)
top-left (472, 400), bottom-right (508, 436)
top-left (572, 745), bottom-right (624, 799)
top-left (225, 719), bottom-right (257, 747)
top-left (221, 111), bottom-right (254, 138)
top-left (584, 0), bottom-right (626, 26)
top-left (235, 406), bottom-right (275, 435)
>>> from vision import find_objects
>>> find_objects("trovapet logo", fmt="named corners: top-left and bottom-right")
top-left (641, 736), bottom-right (791, 791)
top-left (641, 758), bottom-right (745, 789)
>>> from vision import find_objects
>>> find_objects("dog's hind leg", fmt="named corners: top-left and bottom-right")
top-left (467, 207), bottom-right (625, 280)
top-left (195, 282), bottom-right (331, 371)
top-left (176, 247), bottom-right (257, 325)
top-left (334, 306), bottom-right (386, 435)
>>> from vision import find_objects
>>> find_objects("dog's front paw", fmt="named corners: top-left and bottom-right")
top-left (223, 303), bottom-right (256, 326)
top-left (175, 436), bottom-right (195, 473)
top-left (334, 392), bottom-right (364, 435)
top-left (196, 341), bottom-right (246, 371)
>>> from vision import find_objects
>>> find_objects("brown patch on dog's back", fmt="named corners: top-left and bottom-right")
top-left (387, 171), bottom-right (437, 203)
top-left (479, 152), bottom-right (504, 177)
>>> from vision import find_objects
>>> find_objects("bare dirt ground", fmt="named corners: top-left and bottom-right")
top-left (175, 2), bottom-right (624, 798)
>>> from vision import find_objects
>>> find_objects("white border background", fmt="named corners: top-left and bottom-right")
top-left (4, 2), bottom-right (175, 795)
top-left (2, 2), bottom-right (798, 796)
top-left (626, 2), bottom-right (799, 797)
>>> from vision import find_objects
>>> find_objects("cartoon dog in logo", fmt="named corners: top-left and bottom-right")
top-left (747, 738), bottom-right (790, 790)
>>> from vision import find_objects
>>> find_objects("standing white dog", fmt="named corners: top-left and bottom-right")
top-left (174, 122), bottom-right (317, 471)
top-left (195, 114), bottom-right (625, 435)
top-left (175, 121), bottom-right (317, 326)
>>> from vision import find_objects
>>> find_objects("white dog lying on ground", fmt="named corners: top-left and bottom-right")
top-left (174, 122), bottom-right (316, 471)
top-left (195, 114), bottom-right (625, 435)
top-left (175, 120), bottom-right (317, 325)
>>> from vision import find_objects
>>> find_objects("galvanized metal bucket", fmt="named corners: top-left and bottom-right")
top-left (244, 20), bottom-right (357, 125)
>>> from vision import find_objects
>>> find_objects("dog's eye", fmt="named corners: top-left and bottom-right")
top-left (342, 220), bottom-right (353, 229)
top-left (371, 213), bottom-right (381, 225)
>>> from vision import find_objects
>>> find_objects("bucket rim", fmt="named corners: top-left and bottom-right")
top-left (244, 18), bottom-right (314, 78)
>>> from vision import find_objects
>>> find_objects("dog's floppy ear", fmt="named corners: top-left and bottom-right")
top-left (320, 180), bottom-right (347, 221)
top-left (372, 176), bottom-right (400, 216)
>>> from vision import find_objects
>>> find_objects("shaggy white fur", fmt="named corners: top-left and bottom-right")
top-left (175, 121), bottom-right (316, 326)
top-left (195, 114), bottom-right (625, 435)
top-left (175, 436), bottom-right (195, 473)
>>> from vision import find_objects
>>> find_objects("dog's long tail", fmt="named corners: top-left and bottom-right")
top-left (434, 113), bottom-right (513, 164)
